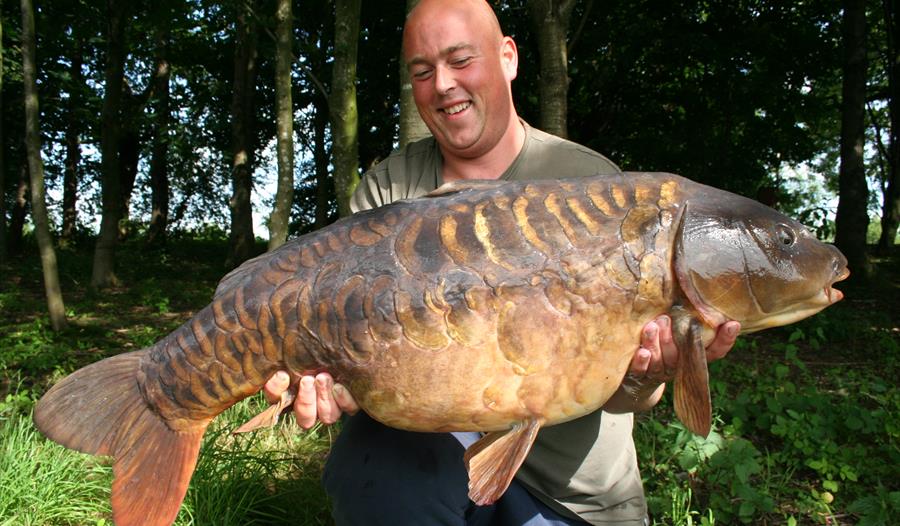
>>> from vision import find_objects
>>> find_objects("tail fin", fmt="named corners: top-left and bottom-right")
top-left (33, 351), bottom-right (207, 526)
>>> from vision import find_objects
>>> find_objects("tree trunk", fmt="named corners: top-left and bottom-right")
top-left (268, 0), bottom-right (294, 250)
top-left (878, 0), bottom-right (900, 252)
top-left (834, 0), bottom-right (871, 278)
top-left (61, 37), bottom-right (83, 243)
top-left (21, 0), bottom-right (67, 330)
top-left (117, 125), bottom-right (140, 239)
top-left (91, 0), bottom-right (127, 289)
top-left (147, 42), bottom-right (171, 248)
top-left (398, 0), bottom-right (430, 147)
top-left (527, 0), bottom-right (576, 138)
top-left (330, 0), bottom-right (361, 218)
top-left (227, 0), bottom-right (259, 267)
top-left (0, 15), bottom-right (6, 264)
top-left (314, 91), bottom-right (331, 229)
top-left (8, 164), bottom-right (29, 255)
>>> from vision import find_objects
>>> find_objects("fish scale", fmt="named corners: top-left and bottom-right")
top-left (33, 172), bottom-right (848, 526)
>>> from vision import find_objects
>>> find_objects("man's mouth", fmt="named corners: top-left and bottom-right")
top-left (442, 101), bottom-right (471, 115)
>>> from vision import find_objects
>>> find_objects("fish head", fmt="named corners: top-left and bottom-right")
top-left (674, 191), bottom-right (848, 333)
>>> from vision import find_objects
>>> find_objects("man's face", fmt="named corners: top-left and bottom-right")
top-left (403, 5), bottom-right (516, 159)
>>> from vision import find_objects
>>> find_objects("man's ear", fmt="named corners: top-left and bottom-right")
top-left (500, 36), bottom-right (518, 81)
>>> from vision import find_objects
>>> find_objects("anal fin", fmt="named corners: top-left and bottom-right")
top-left (463, 417), bottom-right (542, 505)
top-left (673, 316), bottom-right (712, 437)
top-left (233, 389), bottom-right (295, 434)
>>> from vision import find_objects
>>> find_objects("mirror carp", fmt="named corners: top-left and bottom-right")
top-left (33, 172), bottom-right (848, 526)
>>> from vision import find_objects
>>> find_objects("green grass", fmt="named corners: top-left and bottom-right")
top-left (1, 236), bottom-right (898, 525)
top-left (0, 397), bottom-right (333, 526)
top-left (0, 409), bottom-right (112, 526)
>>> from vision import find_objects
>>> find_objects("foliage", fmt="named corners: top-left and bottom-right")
top-left (637, 275), bottom-right (900, 525)
top-left (4, 0), bottom-right (895, 240)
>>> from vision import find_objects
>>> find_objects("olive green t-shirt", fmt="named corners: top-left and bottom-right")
top-left (349, 122), bottom-right (649, 525)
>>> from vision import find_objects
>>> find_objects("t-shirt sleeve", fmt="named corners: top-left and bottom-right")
top-left (350, 170), bottom-right (387, 213)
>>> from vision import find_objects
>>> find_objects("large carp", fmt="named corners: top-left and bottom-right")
top-left (34, 172), bottom-right (847, 526)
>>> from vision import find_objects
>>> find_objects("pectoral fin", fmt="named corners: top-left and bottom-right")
top-left (463, 417), bottom-right (542, 505)
top-left (233, 389), bottom-right (296, 434)
top-left (673, 316), bottom-right (712, 437)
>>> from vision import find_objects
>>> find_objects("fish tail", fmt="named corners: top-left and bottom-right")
top-left (33, 350), bottom-right (207, 526)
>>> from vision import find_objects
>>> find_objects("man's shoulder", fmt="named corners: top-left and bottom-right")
top-left (515, 126), bottom-right (621, 180)
top-left (529, 128), bottom-right (617, 165)
top-left (369, 136), bottom-right (437, 178)
top-left (351, 136), bottom-right (440, 212)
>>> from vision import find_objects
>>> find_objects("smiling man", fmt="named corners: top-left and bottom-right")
top-left (264, 1), bottom-right (739, 524)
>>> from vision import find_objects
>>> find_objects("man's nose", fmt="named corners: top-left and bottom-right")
top-left (434, 65), bottom-right (456, 94)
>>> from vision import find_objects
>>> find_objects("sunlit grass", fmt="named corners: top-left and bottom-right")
top-left (0, 410), bottom-right (112, 526)
top-left (0, 397), bottom-right (333, 526)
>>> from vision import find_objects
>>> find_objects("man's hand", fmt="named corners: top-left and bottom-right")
top-left (262, 371), bottom-right (359, 429)
top-left (604, 315), bottom-right (740, 413)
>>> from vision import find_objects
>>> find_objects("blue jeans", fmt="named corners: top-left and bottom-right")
top-left (323, 412), bottom-right (587, 526)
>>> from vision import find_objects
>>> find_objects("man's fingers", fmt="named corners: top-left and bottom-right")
top-left (707, 321), bottom-right (740, 361)
top-left (655, 315), bottom-right (678, 371)
top-left (628, 348), bottom-right (652, 376)
top-left (315, 373), bottom-right (340, 425)
top-left (263, 370), bottom-right (290, 405)
top-left (294, 376), bottom-right (318, 429)
top-left (333, 383), bottom-right (360, 415)
top-left (641, 321), bottom-right (665, 379)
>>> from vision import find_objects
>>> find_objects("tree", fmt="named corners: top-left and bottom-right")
top-left (8, 166), bottom-right (28, 255)
top-left (834, 0), bottom-right (871, 278)
top-left (398, 0), bottom-right (429, 147)
top-left (91, 0), bottom-right (128, 289)
top-left (877, 0), bottom-right (899, 251)
top-left (147, 30), bottom-right (171, 247)
top-left (268, 0), bottom-right (294, 250)
top-left (330, 0), bottom-right (361, 217)
top-left (21, 0), bottom-right (67, 330)
top-left (227, 0), bottom-right (259, 267)
top-left (61, 34), bottom-right (84, 243)
top-left (0, 13), bottom-right (5, 264)
top-left (527, 0), bottom-right (577, 138)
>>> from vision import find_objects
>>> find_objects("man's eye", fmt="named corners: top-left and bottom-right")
top-left (451, 57), bottom-right (472, 67)
top-left (412, 68), bottom-right (433, 80)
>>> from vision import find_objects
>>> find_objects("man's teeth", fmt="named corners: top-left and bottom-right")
top-left (444, 102), bottom-right (470, 115)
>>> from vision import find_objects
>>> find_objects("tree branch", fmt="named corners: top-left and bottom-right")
top-left (567, 0), bottom-right (594, 59)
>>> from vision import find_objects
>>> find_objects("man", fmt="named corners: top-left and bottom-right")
top-left (265, 0), bottom-right (739, 523)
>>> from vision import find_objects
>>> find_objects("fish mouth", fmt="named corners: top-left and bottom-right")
top-left (826, 267), bottom-right (850, 304)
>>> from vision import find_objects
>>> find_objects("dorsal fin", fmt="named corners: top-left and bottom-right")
top-left (425, 179), bottom-right (505, 198)
top-left (213, 251), bottom-right (270, 298)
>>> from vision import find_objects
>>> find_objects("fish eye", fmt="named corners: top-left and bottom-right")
top-left (775, 224), bottom-right (795, 247)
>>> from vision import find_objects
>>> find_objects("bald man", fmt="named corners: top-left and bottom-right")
top-left (264, 1), bottom-right (739, 524)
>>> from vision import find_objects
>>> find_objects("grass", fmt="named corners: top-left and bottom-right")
top-left (0, 409), bottom-right (111, 526)
top-left (1, 235), bottom-right (898, 525)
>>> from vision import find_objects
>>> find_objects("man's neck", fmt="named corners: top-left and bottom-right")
top-left (439, 118), bottom-right (526, 182)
